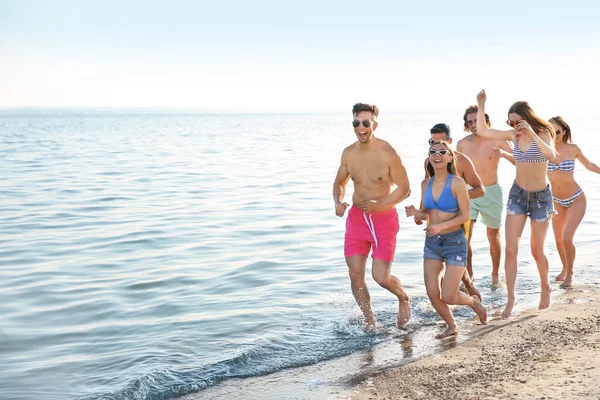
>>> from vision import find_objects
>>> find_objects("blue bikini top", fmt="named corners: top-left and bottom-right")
top-left (547, 159), bottom-right (575, 173)
top-left (424, 174), bottom-right (459, 213)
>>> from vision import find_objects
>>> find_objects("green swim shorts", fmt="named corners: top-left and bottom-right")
top-left (470, 183), bottom-right (503, 229)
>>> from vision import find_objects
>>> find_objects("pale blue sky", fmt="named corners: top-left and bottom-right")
top-left (1, 0), bottom-right (598, 114)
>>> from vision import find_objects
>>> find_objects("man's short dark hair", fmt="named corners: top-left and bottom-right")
top-left (430, 123), bottom-right (451, 138)
top-left (352, 103), bottom-right (379, 121)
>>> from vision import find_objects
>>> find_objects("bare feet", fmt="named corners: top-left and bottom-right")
top-left (501, 298), bottom-right (515, 319)
top-left (492, 274), bottom-right (500, 286)
top-left (397, 297), bottom-right (412, 328)
top-left (539, 286), bottom-right (552, 310)
top-left (364, 322), bottom-right (377, 333)
top-left (435, 325), bottom-right (458, 339)
top-left (472, 295), bottom-right (487, 324)
top-left (560, 274), bottom-right (573, 289)
top-left (555, 270), bottom-right (567, 281)
top-left (465, 282), bottom-right (482, 303)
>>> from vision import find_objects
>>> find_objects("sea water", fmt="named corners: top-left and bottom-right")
top-left (1, 111), bottom-right (599, 399)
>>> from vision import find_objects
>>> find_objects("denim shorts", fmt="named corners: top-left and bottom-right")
top-left (506, 182), bottom-right (554, 222)
top-left (423, 228), bottom-right (467, 267)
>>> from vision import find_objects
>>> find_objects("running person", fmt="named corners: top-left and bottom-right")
top-left (406, 140), bottom-right (487, 338)
top-left (333, 103), bottom-right (412, 329)
top-left (547, 116), bottom-right (600, 288)
top-left (475, 90), bottom-right (557, 318)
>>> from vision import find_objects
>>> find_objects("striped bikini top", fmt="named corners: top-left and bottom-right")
top-left (513, 136), bottom-right (547, 163)
top-left (548, 159), bottom-right (575, 173)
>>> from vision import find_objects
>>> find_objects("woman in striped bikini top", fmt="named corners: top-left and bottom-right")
top-left (547, 116), bottom-right (600, 289)
top-left (547, 159), bottom-right (575, 173)
top-left (512, 136), bottom-right (548, 163)
top-left (474, 89), bottom-right (558, 319)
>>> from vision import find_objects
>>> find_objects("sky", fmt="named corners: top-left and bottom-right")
top-left (1, 0), bottom-right (599, 114)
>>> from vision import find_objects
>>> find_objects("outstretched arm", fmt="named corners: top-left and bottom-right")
top-left (476, 90), bottom-right (515, 141)
top-left (576, 145), bottom-right (600, 174)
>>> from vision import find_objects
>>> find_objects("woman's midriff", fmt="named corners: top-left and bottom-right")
top-left (548, 173), bottom-right (581, 198)
top-left (515, 163), bottom-right (549, 192)
top-left (428, 209), bottom-right (463, 235)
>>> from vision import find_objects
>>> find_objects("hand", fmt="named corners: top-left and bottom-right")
top-left (335, 201), bottom-right (349, 217)
top-left (360, 199), bottom-right (379, 214)
top-left (491, 146), bottom-right (502, 158)
top-left (477, 90), bottom-right (487, 107)
top-left (405, 205), bottom-right (417, 217)
top-left (516, 120), bottom-right (534, 137)
top-left (425, 223), bottom-right (442, 236)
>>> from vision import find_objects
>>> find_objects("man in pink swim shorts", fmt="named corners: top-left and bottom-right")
top-left (333, 103), bottom-right (412, 329)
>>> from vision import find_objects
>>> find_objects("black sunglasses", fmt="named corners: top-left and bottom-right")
top-left (428, 137), bottom-right (449, 145)
top-left (352, 119), bottom-right (372, 128)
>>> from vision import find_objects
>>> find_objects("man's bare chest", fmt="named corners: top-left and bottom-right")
top-left (347, 158), bottom-right (390, 184)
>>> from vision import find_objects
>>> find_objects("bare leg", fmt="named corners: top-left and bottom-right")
top-left (530, 219), bottom-right (551, 310)
top-left (502, 213), bottom-right (527, 318)
top-left (372, 258), bottom-right (411, 327)
top-left (487, 227), bottom-right (502, 285)
top-left (466, 219), bottom-right (476, 279)
top-left (460, 272), bottom-right (481, 302)
top-left (346, 255), bottom-right (375, 327)
top-left (442, 265), bottom-right (487, 325)
top-left (461, 220), bottom-right (481, 300)
top-left (552, 205), bottom-right (568, 281)
top-left (560, 193), bottom-right (586, 288)
top-left (423, 259), bottom-right (457, 338)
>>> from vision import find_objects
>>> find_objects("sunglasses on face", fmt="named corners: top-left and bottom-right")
top-left (556, 129), bottom-right (563, 135)
top-left (466, 119), bottom-right (477, 126)
top-left (428, 149), bottom-right (450, 156)
top-left (352, 119), bottom-right (372, 128)
top-left (506, 119), bottom-right (521, 128)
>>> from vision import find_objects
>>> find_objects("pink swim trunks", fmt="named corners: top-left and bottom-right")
top-left (344, 205), bottom-right (399, 262)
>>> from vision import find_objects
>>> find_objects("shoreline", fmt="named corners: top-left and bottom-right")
top-left (340, 283), bottom-right (600, 400)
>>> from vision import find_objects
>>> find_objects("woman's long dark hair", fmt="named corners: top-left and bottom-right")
top-left (426, 140), bottom-right (457, 177)
top-left (508, 101), bottom-right (555, 139)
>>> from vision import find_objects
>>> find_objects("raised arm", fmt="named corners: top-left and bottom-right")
top-left (575, 144), bottom-right (600, 174)
top-left (476, 90), bottom-right (514, 141)
top-left (457, 152), bottom-right (485, 199)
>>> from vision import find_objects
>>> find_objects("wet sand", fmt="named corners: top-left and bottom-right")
top-left (342, 285), bottom-right (600, 400)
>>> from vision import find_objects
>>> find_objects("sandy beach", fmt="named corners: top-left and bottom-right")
top-left (343, 284), bottom-right (600, 400)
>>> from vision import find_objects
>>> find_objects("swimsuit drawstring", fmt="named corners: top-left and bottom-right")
top-left (363, 213), bottom-right (378, 249)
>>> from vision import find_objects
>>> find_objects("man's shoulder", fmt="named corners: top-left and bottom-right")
top-left (455, 150), bottom-right (471, 161)
top-left (457, 134), bottom-right (476, 145)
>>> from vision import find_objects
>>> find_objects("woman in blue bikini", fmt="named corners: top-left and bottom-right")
top-left (547, 116), bottom-right (600, 288)
top-left (406, 140), bottom-right (487, 338)
top-left (475, 90), bottom-right (557, 318)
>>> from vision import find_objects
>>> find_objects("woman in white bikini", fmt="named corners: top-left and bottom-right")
top-left (547, 116), bottom-right (600, 288)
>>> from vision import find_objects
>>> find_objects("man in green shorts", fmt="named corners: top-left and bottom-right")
top-left (457, 106), bottom-right (515, 286)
